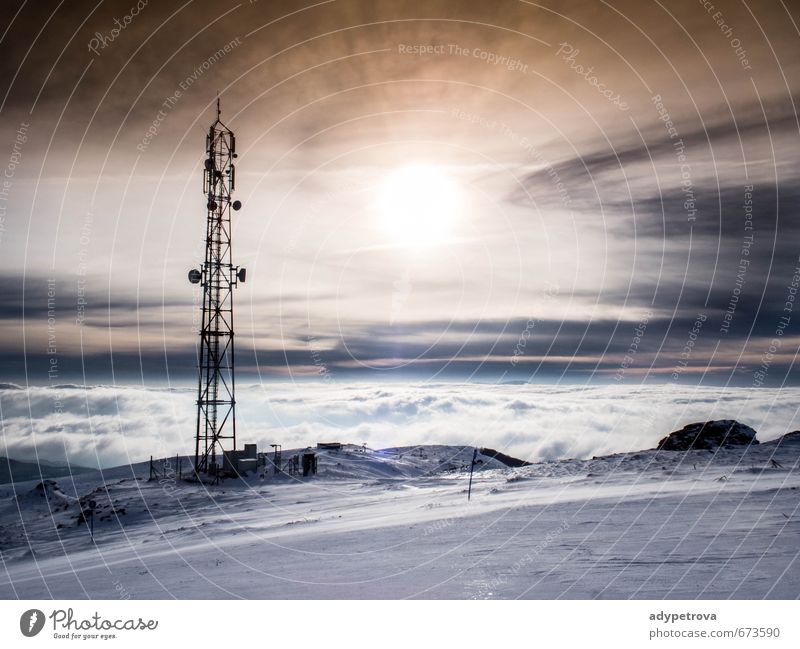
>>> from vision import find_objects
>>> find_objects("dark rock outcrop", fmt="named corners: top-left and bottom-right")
top-left (775, 430), bottom-right (800, 444)
top-left (479, 447), bottom-right (532, 467)
top-left (657, 420), bottom-right (759, 451)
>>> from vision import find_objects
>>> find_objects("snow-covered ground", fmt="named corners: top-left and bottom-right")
top-left (0, 440), bottom-right (798, 599)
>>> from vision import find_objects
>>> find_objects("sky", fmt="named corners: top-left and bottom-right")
top-left (0, 0), bottom-right (799, 389)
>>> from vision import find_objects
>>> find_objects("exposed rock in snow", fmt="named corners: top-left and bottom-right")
top-left (656, 420), bottom-right (759, 451)
top-left (775, 430), bottom-right (800, 444)
top-left (18, 480), bottom-right (76, 507)
top-left (478, 447), bottom-right (531, 467)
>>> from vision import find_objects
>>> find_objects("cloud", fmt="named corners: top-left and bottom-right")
top-left (2, 382), bottom-right (798, 469)
top-left (0, 385), bottom-right (192, 469)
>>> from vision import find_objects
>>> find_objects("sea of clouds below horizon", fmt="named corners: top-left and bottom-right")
top-left (0, 382), bottom-right (799, 469)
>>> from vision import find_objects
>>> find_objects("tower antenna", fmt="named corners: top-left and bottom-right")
top-left (188, 98), bottom-right (246, 476)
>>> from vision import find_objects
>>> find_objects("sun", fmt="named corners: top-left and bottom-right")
top-left (377, 165), bottom-right (460, 247)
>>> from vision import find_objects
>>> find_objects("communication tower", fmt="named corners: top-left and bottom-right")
top-left (188, 98), bottom-right (246, 474)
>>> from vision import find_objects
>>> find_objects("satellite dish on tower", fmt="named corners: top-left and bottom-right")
top-left (232, 200), bottom-right (242, 211)
top-left (188, 269), bottom-right (201, 284)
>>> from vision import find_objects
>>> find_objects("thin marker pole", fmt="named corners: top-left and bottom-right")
top-left (467, 448), bottom-right (478, 500)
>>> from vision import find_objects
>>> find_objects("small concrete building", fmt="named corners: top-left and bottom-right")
top-left (223, 443), bottom-right (259, 475)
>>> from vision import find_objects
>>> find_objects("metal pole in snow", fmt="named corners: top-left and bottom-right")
top-left (467, 448), bottom-right (478, 500)
top-left (89, 499), bottom-right (96, 543)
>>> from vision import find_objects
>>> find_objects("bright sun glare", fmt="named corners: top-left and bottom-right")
top-left (378, 165), bottom-right (460, 247)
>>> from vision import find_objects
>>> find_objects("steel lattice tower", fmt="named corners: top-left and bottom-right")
top-left (189, 99), bottom-right (245, 475)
